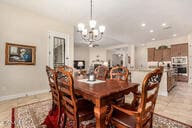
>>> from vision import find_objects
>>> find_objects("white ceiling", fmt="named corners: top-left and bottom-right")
top-left (1, 0), bottom-right (192, 47)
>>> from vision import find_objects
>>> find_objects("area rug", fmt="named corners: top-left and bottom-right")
top-left (11, 100), bottom-right (192, 128)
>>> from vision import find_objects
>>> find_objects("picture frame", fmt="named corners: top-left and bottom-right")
top-left (5, 43), bottom-right (36, 65)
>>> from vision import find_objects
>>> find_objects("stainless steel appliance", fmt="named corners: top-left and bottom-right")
top-left (171, 56), bottom-right (187, 65)
top-left (172, 64), bottom-right (187, 76)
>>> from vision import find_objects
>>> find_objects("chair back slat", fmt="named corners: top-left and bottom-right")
top-left (60, 87), bottom-right (71, 96)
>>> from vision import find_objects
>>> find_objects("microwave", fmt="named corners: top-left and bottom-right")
top-left (171, 56), bottom-right (187, 65)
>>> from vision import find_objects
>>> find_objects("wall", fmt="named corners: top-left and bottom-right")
top-left (188, 33), bottom-right (192, 85)
top-left (112, 54), bottom-right (122, 66)
top-left (135, 36), bottom-right (188, 68)
top-left (74, 46), bottom-right (90, 69)
top-left (89, 47), bottom-right (107, 65)
top-left (0, 3), bottom-right (74, 99)
top-left (106, 50), bottom-right (112, 67)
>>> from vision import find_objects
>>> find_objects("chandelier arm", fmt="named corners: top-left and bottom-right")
top-left (94, 34), bottom-right (103, 41)
top-left (80, 32), bottom-right (91, 42)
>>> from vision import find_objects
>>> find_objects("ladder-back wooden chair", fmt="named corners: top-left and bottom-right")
top-left (106, 67), bottom-right (163, 128)
top-left (45, 66), bottom-right (61, 125)
top-left (94, 65), bottom-right (108, 80)
top-left (57, 69), bottom-right (94, 128)
top-left (110, 66), bottom-right (129, 81)
top-left (110, 66), bottom-right (129, 104)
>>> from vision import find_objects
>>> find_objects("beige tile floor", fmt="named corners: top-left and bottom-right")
top-left (0, 82), bottom-right (192, 128)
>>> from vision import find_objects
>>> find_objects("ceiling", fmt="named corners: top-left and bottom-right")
top-left (1, 0), bottom-right (192, 47)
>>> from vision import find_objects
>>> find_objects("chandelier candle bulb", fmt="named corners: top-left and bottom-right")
top-left (78, 23), bottom-right (85, 31)
top-left (93, 29), bottom-right (99, 36)
top-left (99, 25), bottom-right (106, 33)
top-left (89, 20), bottom-right (97, 29)
top-left (82, 29), bottom-right (88, 35)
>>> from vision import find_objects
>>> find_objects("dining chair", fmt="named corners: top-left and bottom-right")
top-left (110, 66), bottom-right (129, 104)
top-left (105, 67), bottom-right (163, 128)
top-left (110, 66), bottom-right (129, 81)
top-left (94, 65), bottom-right (108, 80)
top-left (45, 66), bottom-right (61, 125)
top-left (57, 69), bottom-right (94, 128)
top-left (56, 65), bottom-right (73, 74)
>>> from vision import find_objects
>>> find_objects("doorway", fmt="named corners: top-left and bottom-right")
top-left (48, 31), bottom-right (69, 69)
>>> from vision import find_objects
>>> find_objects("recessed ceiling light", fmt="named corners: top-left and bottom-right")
top-left (150, 30), bottom-right (154, 33)
top-left (161, 23), bottom-right (167, 26)
top-left (152, 38), bottom-right (156, 41)
top-left (141, 23), bottom-right (146, 27)
top-left (172, 34), bottom-right (177, 37)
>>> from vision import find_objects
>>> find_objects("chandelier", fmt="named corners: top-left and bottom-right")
top-left (77, 0), bottom-right (105, 47)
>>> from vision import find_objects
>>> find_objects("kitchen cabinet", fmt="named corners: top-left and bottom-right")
top-left (163, 48), bottom-right (171, 61)
top-left (171, 43), bottom-right (188, 57)
top-left (176, 75), bottom-right (188, 82)
top-left (167, 70), bottom-right (176, 92)
top-left (154, 49), bottom-right (163, 61)
top-left (147, 48), bottom-right (155, 61)
top-left (154, 48), bottom-right (171, 61)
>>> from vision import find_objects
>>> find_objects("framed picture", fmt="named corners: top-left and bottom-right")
top-left (5, 43), bottom-right (36, 65)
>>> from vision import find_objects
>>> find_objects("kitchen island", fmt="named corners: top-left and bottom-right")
top-left (129, 67), bottom-right (176, 96)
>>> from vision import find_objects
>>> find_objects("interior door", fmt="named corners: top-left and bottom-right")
top-left (48, 31), bottom-right (69, 69)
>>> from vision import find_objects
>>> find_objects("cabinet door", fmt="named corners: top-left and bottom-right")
top-left (180, 43), bottom-right (188, 56)
top-left (147, 48), bottom-right (155, 61)
top-left (171, 45), bottom-right (180, 57)
top-left (154, 49), bottom-right (163, 61)
top-left (163, 48), bottom-right (171, 61)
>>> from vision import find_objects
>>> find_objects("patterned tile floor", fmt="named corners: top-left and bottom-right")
top-left (0, 82), bottom-right (192, 128)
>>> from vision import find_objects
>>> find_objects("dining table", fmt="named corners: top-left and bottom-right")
top-left (74, 78), bottom-right (139, 128)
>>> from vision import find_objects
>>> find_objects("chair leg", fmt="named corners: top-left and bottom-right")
top-left (150, 118), bottom-right (153, 128)
top-left (73, 119), bottom-right (79, 128)
top-left (59, 113), bottom-right (66, 128)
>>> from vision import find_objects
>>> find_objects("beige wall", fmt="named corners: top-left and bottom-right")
top-left (89, 47), bottom-right (107, 65)
top-left (74, 46), bottom-right (90, 69)
top-left (0, 3), bottom-right (74, 98)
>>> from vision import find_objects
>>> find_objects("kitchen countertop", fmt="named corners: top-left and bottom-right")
top-left (129, 67), bottom-right (174, 72)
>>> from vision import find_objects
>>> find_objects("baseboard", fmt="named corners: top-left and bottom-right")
top-left (159, 91), bottom-right (168, 96)
top-left (0, 89), bottom-right (49, 102)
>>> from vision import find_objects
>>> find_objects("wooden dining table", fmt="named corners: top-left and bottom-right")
top-left (74, 78), bottom-right (139, 128)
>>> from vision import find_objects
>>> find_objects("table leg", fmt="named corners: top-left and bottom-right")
top-left (94, 101), bottom-right (107, 128)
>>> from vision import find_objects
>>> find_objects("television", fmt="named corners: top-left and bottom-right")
top-left (74, 60), bottom-right (85, 69)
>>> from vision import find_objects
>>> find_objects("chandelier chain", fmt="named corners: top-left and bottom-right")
top-left (90, 0), bottom-right (93, 20)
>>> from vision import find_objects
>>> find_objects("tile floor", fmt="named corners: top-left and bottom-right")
top-left (0, 82), bottom-right (192, 128)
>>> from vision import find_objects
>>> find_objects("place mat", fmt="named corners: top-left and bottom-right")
top-left (78, 79), bottom-right (105, 84)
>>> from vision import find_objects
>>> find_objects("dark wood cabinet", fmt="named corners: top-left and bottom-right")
top-left (147, 43), bottom-right (188, 62)
top-left (153, 48), bottom-right (171, 61)
top-left (176, 75), bottom-right (188, 82)
top-left (154, 49), bottom-right (163, 61)
top-left (147, 48), bottom-right (155, 61)
top-left (163, 48), bottom-right (171, 61)
top-left (171, 43), bottom-right (188, 57)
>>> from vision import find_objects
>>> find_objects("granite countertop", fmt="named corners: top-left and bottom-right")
top-left (129, 67), bottom-right (174, 72)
